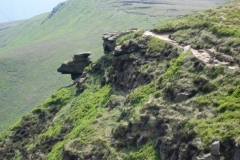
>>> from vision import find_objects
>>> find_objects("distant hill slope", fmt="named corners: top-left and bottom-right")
top-left (0, 0), bottom-right (229, 132)
top-left (0, 0), bottom-right (156, 132)
top-left (0, 20), bottom-right (24, 31)
top-left (107, 0), bottom-right (230, 17)
top-left (1, 0), bottom-right (240, 159)
top-left (0, 0), bottom-right (65, 23)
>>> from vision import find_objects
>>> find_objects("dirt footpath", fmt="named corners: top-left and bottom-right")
top-left (144, 31), bottom-right (237, 70)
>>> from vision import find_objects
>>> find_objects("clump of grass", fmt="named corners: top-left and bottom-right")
top-left (128, 83), bottom-right (155, 106)
top-left (189, 85), bottom-right (240, 145)
top-left (44, 87), bottom-right (72, 106)
top-left (146, 36), bottom-right (179, 59)
top-left (163, 53), bottom-right (184, 82)
top-left (217, 86), bottom-right (240, 113)
top-left (84, 64), bottom-right (93, 72)
top-left (147, 37), bottom-right (166, 53)
top-left (47, 82), bottom-right (112, 159)
top-left (0, 120), bottom-right (21, 140)
top-left (125, 142), bottom-right (159, 160)
top-left (206, 66), bottom-right (224, 79)
top-left (189, 111), bottom-right (240, 145)
top-left (116, 30), bottom-right (144, 45)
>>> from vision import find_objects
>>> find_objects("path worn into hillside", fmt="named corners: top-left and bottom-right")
top-left (144, 31), bottom-right (237, 70)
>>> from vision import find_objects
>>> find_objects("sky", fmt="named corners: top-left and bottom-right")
top-left (0, 0), bottom-right (65, 23)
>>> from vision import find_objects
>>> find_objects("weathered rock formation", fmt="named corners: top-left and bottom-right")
top-left (113, 38), bottom-right (148, 56)
top-left (102, 28), bottom-right (137, 54)
top-left (96, 31), bottom-right (153, 92)
top-left (48, 2), bottom-right (66, 19)
top-left (57, 52), bottom-right (91, 80)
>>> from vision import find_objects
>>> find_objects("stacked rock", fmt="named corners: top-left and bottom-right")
top-left (57, 52), bottom-right (91, 80)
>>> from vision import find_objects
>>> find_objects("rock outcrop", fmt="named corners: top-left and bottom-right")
top-left (57, 52), bottom-right (91, 80)
top-left (99, 32), bottom-right (152, 92)
top-left (113, 38), bottom-right (148, 56)
top-left (111, 38), bottom-right (150, 91)
top-left (102, 28), bottom-right (137, 54)
top-left (234, 147), bottom-right (240, 160)
top-left (48, 2), bottom-right (66, 19)
top-left (174, 92), bottom-right (190, 102)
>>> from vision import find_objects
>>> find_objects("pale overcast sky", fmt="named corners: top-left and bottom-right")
top-left (0, 0), bottom-right (65, 23)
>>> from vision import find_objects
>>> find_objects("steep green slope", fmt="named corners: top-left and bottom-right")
top-left (1, 0), bottom-right (240, 156)
top-left (0, 0), bottom-right (230, 132)
top-left (0, 30), bottom-right (180, 159)
top-left (0, 20), bottom-right (24, 31)
top-left (0, 0), bottom-right (158, 132)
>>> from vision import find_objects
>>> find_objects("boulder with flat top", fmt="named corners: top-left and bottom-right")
top-left (57, 52), bottom-right (91, 80)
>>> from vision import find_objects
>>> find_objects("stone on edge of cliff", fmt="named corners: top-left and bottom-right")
top-left (193, 153), bottom-right (211, 160)
top-left (74, 52), bottom-right (91, 59)
top-left (113, 45), bottom-right (122, 56)
top-left (211, 141), bottom-right (220, 160)
top-left (174, 92), bottom-right (190, 102)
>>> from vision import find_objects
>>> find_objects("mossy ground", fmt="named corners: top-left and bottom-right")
top-left (189, 84), bottom-right (240, 146)
top-left (125, 142), bottom-right (159, 160)
top-left (116, 30), bottom-right (145, 45)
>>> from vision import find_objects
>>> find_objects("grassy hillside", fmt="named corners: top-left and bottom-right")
top-left (0, 0), bottom-right (160, 132)
top-left (1, 12), bottom-right (240, 157)
top-left (0, 0), bottom-right (231, 132)
top-left (0, 20), bottom-right (24, 31)
top-left (0, 30), bottom-right (189, 159)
